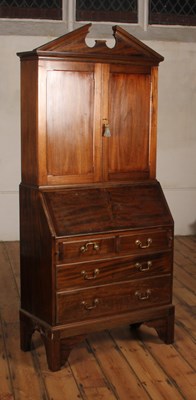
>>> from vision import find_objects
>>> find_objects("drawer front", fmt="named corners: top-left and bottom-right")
top-left (119, 230), bottom-right (172, 255)
top-left (56, 275), bottom-right (172, 324)
top-left (57, 236), bottom-right (116, 263)
top-left (56, 252), bottom-right (173, 291)
top-left (57, 229), bottom-right (173, 264)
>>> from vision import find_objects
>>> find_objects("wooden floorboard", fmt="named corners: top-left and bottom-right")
top-left (0, 237), bottom-right (195, 400)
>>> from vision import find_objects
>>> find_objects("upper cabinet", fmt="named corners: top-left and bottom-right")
top-left (18, 24), bottom-right (163, 186)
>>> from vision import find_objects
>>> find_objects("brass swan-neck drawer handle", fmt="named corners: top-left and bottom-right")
top-left (135, 289), bottom-right (151, 301)
top-left (135, 238), bottom-right (152, 249)
top-left (81, 268), bottom-right (100, 280)
top-left (81, 298), bottom-right (99, 311)
top-left (80, 241), bottom-right (100, 253)
top-left (135, 261), bottom-right (152, 272)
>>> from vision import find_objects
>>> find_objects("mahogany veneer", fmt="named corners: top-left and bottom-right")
top-left (18, 24), bottom-right (174, 371)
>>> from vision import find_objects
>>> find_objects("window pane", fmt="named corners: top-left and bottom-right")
top-left (76, 0), bottom-right (138, 23)
top-left (149, 0), bottom-right (196, 26)
top-left (0, 0), bottom-right (62, 19)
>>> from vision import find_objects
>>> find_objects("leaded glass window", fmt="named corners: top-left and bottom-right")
top-left (76, 0), bottom-right (138, 23)
top-left (0, 0), bottom-right (62, 19)
top-left (149, 0), bottom-right (196, 26)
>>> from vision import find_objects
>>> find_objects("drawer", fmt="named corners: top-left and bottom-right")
top-left (119, 229), bottom-right (173, 255)
top-left (56, 229), bottom-right (173, 264)
top-left (56, 252), bottom-right (173, 291)
top-left (57, 235), bottom-right (116, 263)
top-left (56, 275), bottom-right (172, 324)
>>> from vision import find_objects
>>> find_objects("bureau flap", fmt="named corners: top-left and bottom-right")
top-left (41, 181), bottom-right (173, 237)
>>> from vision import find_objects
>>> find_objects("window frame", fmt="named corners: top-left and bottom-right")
top-left (0, 0), bottom-right (195, 43)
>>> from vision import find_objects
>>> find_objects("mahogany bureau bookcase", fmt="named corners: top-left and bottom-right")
top-left (18, 24), bottom-right (175, 371)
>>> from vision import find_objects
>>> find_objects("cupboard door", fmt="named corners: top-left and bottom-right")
top-left (104, 66), bottom-right (151, 181)
top-left (45, 62), bottom-right (102, 185)
top-left (42, 62), bottom-right (154, 185)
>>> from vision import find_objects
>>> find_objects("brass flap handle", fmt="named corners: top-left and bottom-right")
top-left (135, 238), bottom-right (152, 249)
top-left (81, 268), bottom-right (100, 280)
top-left (135, 261), bottom-right (152, 272)
top-left (135, 289), bottom-right (151, 301)
top-left (80, 241), bottom-right (100, 253)
top-left (81, 298), bottom-right (99, 311)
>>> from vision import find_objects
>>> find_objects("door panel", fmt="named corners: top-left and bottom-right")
top-left (107, 72), bottom-right (151, 180)
top-left (46, 69), bottom-right (96, 183)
